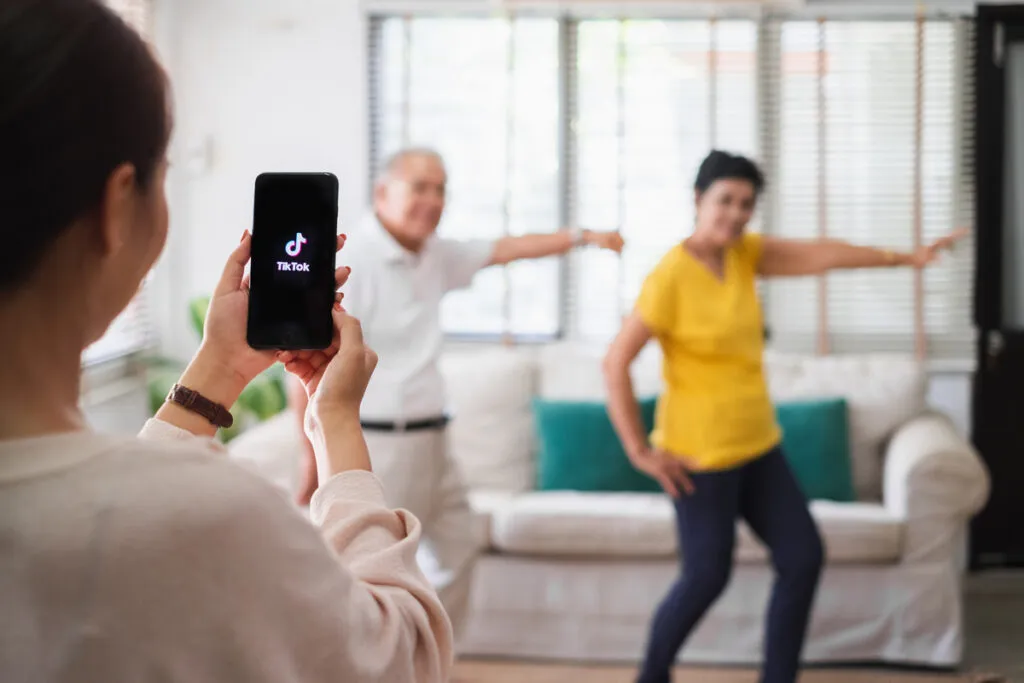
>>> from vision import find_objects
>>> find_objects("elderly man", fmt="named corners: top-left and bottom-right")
top-left (291, 147), bottom-right (624, 634)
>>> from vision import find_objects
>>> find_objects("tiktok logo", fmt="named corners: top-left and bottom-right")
top-left (278, 232), bottom-right (310, 272)
top-left (285, 232), bottom-right (307, 257)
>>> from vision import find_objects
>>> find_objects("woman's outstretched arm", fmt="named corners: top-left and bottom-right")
top-left (757, 228), bottom-right (969, 278)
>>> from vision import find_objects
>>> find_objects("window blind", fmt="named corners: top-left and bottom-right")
top-left (83, 0), bottom-right (154, 365)
top-left (369, 16), bottom-right (562, 340)
top-left (761, 17), bottom-right (975, 360)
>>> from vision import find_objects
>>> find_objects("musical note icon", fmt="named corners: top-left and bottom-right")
top-left (285, 232), bottom-right (307, 258)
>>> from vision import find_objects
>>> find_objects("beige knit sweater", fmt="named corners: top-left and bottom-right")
top-left (0, 419), bottom-right (453, 683)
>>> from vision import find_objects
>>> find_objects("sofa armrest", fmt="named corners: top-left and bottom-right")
top-left (883, 412), bottom-right (990, 564)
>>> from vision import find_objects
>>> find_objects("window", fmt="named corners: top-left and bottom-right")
top-left (370, 17), bottom-right (562, 339)
top-left (368, 12), bottom-right (975, 361)
top-left (764, 19), bottom-right (974, 358)
top-left (83, 0), bottom-right (153, 365)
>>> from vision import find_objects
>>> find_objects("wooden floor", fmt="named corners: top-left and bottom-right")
top-left (454, 660), bottom-right (982, 682)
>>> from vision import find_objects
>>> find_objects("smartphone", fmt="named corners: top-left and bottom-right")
top-left (247, 172), bottom-right (338, 350)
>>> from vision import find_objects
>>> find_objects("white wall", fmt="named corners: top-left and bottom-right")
top-left (151, 0), bottom-right (367, 361)
top-left (928, 372), bottom-right (972, 437)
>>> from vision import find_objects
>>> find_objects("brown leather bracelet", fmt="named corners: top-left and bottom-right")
top-left (166, 384), bottom-right (234, 429)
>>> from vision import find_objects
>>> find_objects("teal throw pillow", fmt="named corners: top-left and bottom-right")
top-left (533, 397), bottom-right (662, 493)
top-left (776, 397), bottom-right (856, 502)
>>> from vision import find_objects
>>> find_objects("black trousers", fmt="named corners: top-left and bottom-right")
top-left (637, 447), bottom-right (824, 683)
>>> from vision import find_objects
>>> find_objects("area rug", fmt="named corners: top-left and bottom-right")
top-left (454, 660), bottom-right (999, 682)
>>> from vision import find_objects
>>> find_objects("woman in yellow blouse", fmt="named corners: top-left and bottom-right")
top-left (603, 150), bottom-right (966, 683)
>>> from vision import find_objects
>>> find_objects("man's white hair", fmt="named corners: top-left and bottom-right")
top-left (376, 147), bottom-right (445, 185)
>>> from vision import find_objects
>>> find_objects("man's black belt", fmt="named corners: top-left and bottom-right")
top-left (359, 416), bottom-right (450, 433)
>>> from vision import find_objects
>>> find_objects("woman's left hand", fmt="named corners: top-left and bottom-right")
top-left (196, 230), bottom-right (350, 393)
top-left (908, 227), bottom-right (970, 268)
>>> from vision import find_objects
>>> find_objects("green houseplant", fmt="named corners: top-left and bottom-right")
top-left (145, 296), bottom-right (288, 442)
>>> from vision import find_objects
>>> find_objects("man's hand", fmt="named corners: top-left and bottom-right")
top-left (584, 229), bottom-right (625, 254)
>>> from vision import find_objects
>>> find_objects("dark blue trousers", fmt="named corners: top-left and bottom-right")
top-left (637, 447), bottom-right (824, 683)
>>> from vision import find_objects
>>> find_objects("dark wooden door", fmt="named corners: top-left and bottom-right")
top-left (971, 5), bottom-right (1024, 569)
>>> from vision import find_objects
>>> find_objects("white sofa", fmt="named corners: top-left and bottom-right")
top-left (439, 344), bottom-right (990, 668)
top-left (228, 343), bottom-right (990, 668)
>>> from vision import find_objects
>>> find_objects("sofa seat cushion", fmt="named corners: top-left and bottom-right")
top-left (738, 500), bottom-right (903, 563)
top-left (468, 490), bottom-right (518, 550)
top-left (482, 491), bottom-right (903, 564)
top-left (491, 492), bottom-right (675, 557)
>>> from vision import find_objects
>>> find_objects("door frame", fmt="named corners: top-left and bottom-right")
top-left (975, 5), bottom-right (1024, 331)
top-left (972, 4), bottom-right (1024, 569)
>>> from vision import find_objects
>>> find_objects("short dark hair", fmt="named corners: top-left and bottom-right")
top-left (0, 0), bottom-right (171, 292)
top-left (694, 150), bottom-right (765, 195)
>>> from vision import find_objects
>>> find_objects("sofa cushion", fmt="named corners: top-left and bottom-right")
top-left (777, 398), bottom-right (856, 502)
top-left (484, 491), bottom-right (902, 564)
top-left (765, 353), bottom-right (928, 501)
top-left (441, 348), bottom-right (537, 492)
top-left (490, 492), bottom-right (676, 557)
top-left (533, 397), bottom-right (661, 493)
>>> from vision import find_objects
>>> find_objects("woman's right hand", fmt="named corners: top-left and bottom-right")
top-left (279, 309), bottom-right (378, 427)
top-left (632, 448), bottom-right (695, 498)
top-left (279, 310), bottom-right (377, 481)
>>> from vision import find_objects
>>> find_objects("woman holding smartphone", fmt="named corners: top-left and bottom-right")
top-left (603, 150), bottom-right (967, 683)
top-left (0, 2), bottom-right (450, 682)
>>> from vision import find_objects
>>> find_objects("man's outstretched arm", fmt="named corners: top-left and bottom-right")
top-left (488, 228), bottom-right (624, 266)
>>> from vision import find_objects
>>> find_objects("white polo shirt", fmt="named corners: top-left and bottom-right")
top-left (342, 214), bottom-right (494, 422)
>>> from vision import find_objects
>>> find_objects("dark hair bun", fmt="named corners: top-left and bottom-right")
top-left (694, 150), bottom-right (766, 195)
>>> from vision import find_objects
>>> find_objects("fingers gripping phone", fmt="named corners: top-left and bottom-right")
top-left (247, 172), bottom-right (338, 350)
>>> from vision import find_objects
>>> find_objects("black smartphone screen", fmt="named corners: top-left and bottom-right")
top-left (247, 173), bottom-right (338, 350)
